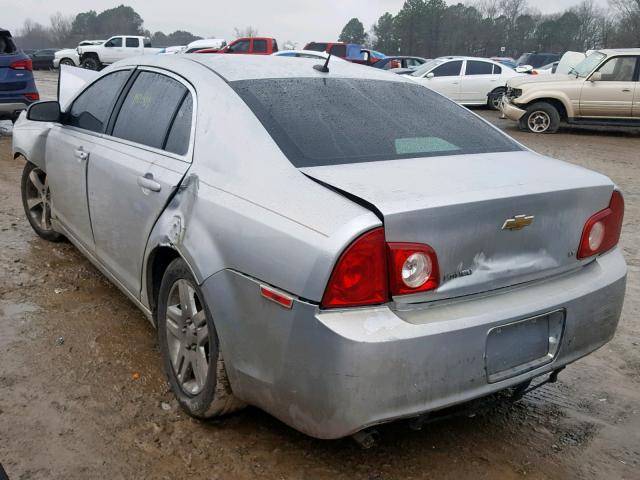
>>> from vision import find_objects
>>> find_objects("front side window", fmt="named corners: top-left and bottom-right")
top-left (111, 71), bottom-right (187, 150)
top-left (125, 37), bottom-right (139, 48)
top-left (231, 40), bottom-right (250, 53)
top-left (595, 56), bottom-right (637, 81)
top-left (330, 44), bottom-right (346, 57)
top-left (432, 60), bottom-right (463, 77)
top-left (253, 39), bottom-right (267, 53)
top-left (232, 78), bottom-right (521, 168)
top-left (67, 70), bottom-right (130, 133)
top-left (105, 37), bottom-right (122, 48)
top-left (465, 60), bottom-right (493, 75)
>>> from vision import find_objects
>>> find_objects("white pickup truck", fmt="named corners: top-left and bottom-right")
top-left (77, 35), bottom-right (161, 70)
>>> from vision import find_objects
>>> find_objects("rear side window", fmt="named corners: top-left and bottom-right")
top-left (432, 60), bottom-right (462, 77)
top-left (232, 78), bottom-right (522, 168)
top-left (466, 60), bottom-right (493, 75)
top-left (0, 32), bottom-right (17, 54)
top-left (126, 37), bottom-right (139, 47)
top-left (492, 64), bottom-right (502, 74)
top-left (165, 94), bottom-right (193, 155)
top-left (112, 72), bottom-right (187, 150)
top-left (253, 39), bottom-right (267, 53)
top-left (67, 70), bottom-right (130, 133)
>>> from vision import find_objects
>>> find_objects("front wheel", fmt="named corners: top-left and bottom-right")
top-left (157, 258), bottom-right (245, 418)
top-left (81, 56), bottom-right (101, 70)
top-left (519, 102), bottom-right (560, 133)
top-left (60, 58), bottom-right (75, 67)
top-left (21, 162), bottom-right (64, 242)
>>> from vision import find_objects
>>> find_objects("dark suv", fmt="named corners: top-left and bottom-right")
top-left (516, 52), bottom-right (561, 68)
top-left (0, 29), bottom-right (39, 123)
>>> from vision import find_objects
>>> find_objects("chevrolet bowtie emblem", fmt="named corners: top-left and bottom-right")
top-left (502, 214), bottom-right (535, 230)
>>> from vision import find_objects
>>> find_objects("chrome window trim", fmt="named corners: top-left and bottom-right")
top-left (62, 65), bottom-right (197, 164)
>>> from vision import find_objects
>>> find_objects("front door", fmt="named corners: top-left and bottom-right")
top-left (47, 68), bottom-right (132, 249)
top-left (418, 60), bottom-right (463, 101)
top-left (580, 56), bottom-right (637, 117)
top-left (87, 70), bottom-right (193, 296)
top-left (102, 37), bottom-right (124, 64)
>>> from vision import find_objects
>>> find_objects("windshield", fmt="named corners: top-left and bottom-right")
top-left (572, 52), bottom-right (606, 77)
top-left (231, 78), bottom-right (522, 168)
top-left (410, 59), bottom-right (443, 77)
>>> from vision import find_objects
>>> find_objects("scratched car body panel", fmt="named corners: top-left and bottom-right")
top-left (12, 55), bottom-right (626, 439)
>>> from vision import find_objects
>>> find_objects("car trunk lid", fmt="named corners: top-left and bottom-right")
top-left (301, 150), bottom-right (614, 303)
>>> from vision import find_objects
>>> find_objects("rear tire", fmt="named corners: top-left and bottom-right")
top-left (519, 102), bottom-right (560, 133)
top-left (157, 258), bottom-right (245, 419)
top-left (487, 88), bottom-right (505, 110)
top-left (21, 162), bottom-right (64, 242)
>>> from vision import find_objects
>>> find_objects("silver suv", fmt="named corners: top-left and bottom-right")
top-left (501, 49), bottom-right (640, 133)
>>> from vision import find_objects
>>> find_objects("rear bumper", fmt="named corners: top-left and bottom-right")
top-left (500, 97), bottom-right (527, 121)
top-left (202, 249), bottom-right (626, 439)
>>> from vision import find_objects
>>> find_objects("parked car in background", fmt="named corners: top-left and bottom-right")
top-left (78, 36), bottom-right (161, 70)
top-left (272, 50), bottom-right (346, 61)
top-left (29, 49), bottom-right (58, 70)
top-left (54, 40), bottom-right (105, 68)
top-left (517, 52), bottom-right (561, 68)
top-left (491, 56), bottom-right (517, 69)
top-left (0, 29), bottom-right (39, 123)
top-left (371, 55), bottom-right (428, 70)
top-left (196, 37), bottom-right (278, 55)
top-left (501, 49), bottom-right (640, 133)
top-left (304, 42), bottom-right (379, 64)
top-left (158, 45), bottom-right (187, 55)
top-left (183, 38), bottom-right (227, 53)
top-left (407, 56), bottom-right (520, 108)
top-left (13, 54), bottom-right (626, 440)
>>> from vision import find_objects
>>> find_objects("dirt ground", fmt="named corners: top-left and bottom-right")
top-left (0, 71), bottom-right (638, 480)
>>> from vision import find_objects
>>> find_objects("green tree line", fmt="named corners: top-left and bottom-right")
top-left (14, 5), bottom-right (202, 49)
top-left (340, 0), bottom-right (640, 58)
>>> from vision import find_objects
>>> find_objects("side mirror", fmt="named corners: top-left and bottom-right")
top-left (589, 71), bottom-right (602, 82)
top-left (27, 101), bottom-right (61, 122)
top-left (426, 72), bottom-right (435, 79)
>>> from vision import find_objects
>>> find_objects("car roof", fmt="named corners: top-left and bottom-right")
top-left (181, 54), bottom-right (408, 82)
top-left (596, 48), bottom-right (640, 55)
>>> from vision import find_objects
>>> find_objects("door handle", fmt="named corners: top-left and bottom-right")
top-left (622, 88), bottom-right (632, 92)
top-left (74, 149), bottom-right (88, 161)
top-left (137, 173), bottom-right (161, 192)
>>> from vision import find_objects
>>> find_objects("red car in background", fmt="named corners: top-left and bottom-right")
top-left (195, 37), bottom-right (278, 55)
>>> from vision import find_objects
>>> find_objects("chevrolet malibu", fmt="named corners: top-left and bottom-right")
top-left (12, 55), bottom-right (626, 439)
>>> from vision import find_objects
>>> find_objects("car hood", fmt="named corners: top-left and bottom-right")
top-left (55, 48), bottom-right (77, 57)
top-left (507, 73), bottom-right (577, 88)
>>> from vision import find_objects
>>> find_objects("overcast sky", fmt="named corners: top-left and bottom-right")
top-left (4, 0), bottom-right (608, 47)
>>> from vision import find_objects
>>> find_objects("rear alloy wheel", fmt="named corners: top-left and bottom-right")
top-left (487, 88), bottom-right (505, 110)
top-left (157, 258), bottom-right (245, 418)
top-left (21, 162), bottom-right (64, 242)
top-left (520, 102), bottom-right (560, 133)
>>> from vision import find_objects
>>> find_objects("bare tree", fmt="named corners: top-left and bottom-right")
top-left (282, 40), bottom-right (297, 50)
top-left (49, 12), bottom-right (73, 47)
top-left (233, 26), bottom-right (259, 38)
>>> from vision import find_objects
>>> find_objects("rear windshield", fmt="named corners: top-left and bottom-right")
top-left (231, 78), bottom-right (522, 168)
top-left (0, 32), bottom-right (17, 54)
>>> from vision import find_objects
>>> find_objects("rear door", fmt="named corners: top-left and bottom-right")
top-left (0, 32), bottom-right (26, 89)
top-left (86, 68), bottom-right (193, 296)
top-left (125, 37), bottom-right (143, 58)
top-left (47, 68), bottom-right (132, 250)
top-left (580, 55), bottom-right (637, 117)
top-left (460, 60), bottom-right (498, 104)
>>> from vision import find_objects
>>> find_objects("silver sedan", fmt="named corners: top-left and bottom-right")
top-left (12, 55), bottom-right (626, 439)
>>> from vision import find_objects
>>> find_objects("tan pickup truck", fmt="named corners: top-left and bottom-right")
top-left (501, 49), bottom-right (640, 133)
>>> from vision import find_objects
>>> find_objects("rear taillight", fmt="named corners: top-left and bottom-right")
top-left (24, 92), bottom-right (39, 101)
top-left (577, 190), bottom-right (624, 259)
top-left (387, 243), bottom-right (439, 295)
top-left (321, 228), bottom-right (440, 308)
top-left (10, 59), bottom-right (32, 71)
top-left (321, 228), bottom-right (388, 308)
